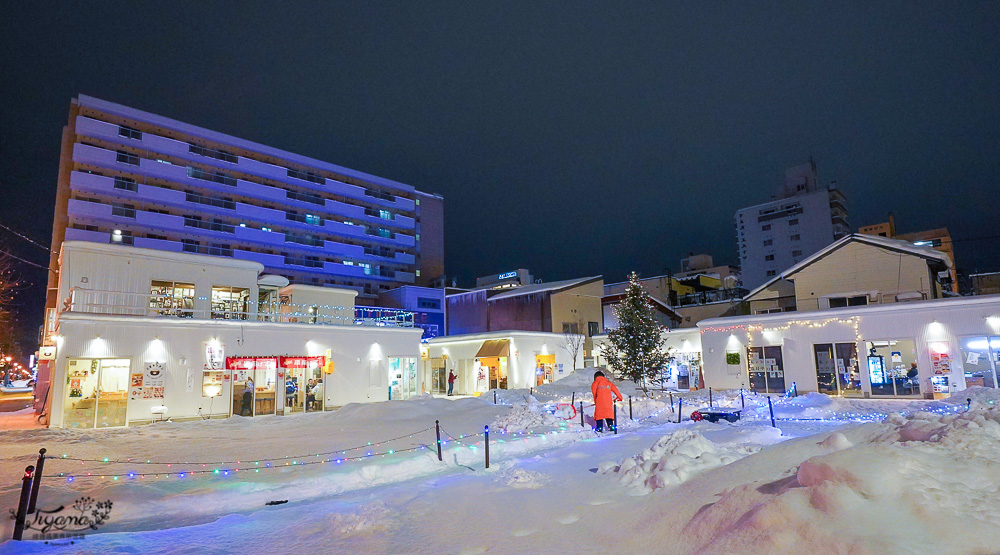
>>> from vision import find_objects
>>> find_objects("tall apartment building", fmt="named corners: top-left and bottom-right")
top-left (734, 160), bottom-right (849, 289)
top-left (44, 95), bottom-right (445, 312)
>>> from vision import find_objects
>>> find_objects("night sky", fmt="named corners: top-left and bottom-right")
top-left (2, 2), bottom-right (999, 348)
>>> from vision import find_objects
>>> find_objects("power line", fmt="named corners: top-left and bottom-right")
top-left (0, 222), bottom-right (51, 253)
top-left (0, 249), bottom-right (55, 273)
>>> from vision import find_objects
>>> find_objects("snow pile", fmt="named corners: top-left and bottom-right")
top-left (322, 501), bottom-right (394, 535)
top-left (494, 463), bottom-right (549, 489)
top-left (942, 385), bottom-right (1000, 408)
top-left (683, 407), bottom-right (1000, 554)
top-left (599, 429), bottom-right (761, 494)
top-left (491, 399), bottom-right (561, 432)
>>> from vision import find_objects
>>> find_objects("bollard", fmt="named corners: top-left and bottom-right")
top-left (629, 395), bottom-right (633, 420)
top-left (669, 392), bottom-right (674, 413)
top-left (494, 391), bottom-right (497, 405)
top-left (676, 398), bottom-right (683, 424)
top-left (571, 391), bottom-right (575, 405)
top-left (580, 401), bottom-right (585, 428)
top-left (27, 448), bottom-right (46, 514)
top-left (530, 387), bottom-right (533, 397)
top-left (613, 402), bottom-right (617, 434)
top-left (740, 389), bottom-right (745, 410)
top-left (435, 420), bottom-right (443, 462)
top-left (767, 396), bottom-right (776, 428)
top-left (709, 388), bottom-right (713, 407)
top-left (792, 382), bottom-right (798, 398)
top-left (12, 465), bottom-right (34, 541)
top-left (484, 425), bottom-right (490, 469)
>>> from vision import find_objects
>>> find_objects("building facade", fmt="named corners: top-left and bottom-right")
top-left (45, 95), bottom-right (445, 323)
top-left (40, 242), bottom-right (422, 428)
top-left (735, 161), bottom-right (850, 289)
top-left (859, 214), bottom-right (958, 293)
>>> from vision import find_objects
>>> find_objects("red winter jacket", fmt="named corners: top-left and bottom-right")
top-left (591, 376), bottom-right (622, 420)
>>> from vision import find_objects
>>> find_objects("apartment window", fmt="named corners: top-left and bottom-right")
top-left (562, 322), bottom-right (580, 334)
top-left (187, 166), bottom-right (237, 186)
top-left (365, 207), bottom-right (395, 220)
top-left (828, 295), bottom-right (868, 308)
top-left (111, 202), bottom-right (136, 218)
top-left (116, 150), bottom-right (140, 166)
top-left (284, 232), bottom-right (323, 247)
top-left (286, 189), bottom-right (325, 205)
top-left (109, 229), bottom-right (133, 245)
top-left (189, 143), bottom-right (237, 164)
top-left (284, 255), bottom-right (323, 268)
top-left (118, 125), bottom-right (142, 140)
top-left (149, 280), bottom-right (196, 317)
top-left (146, 233), bottom-right (168, 240)
top-left (377, 228), bottom-right (392, 238)
top-left (417, 298), bottom-right (441, 310)
top-left (415, 270), bottom-right (421, 277)
top-left (790, 234), bottom-right (800, 241)
top-left (788, 218), bottom-right (799, 225)
top-left (792, 250), bottom-right (802, 257)
top-left (186, 191), bottom-right (236, 210)
top-left (211, 286), bottom-right (250, 320)
top-left (763, 239), bottom-right (773, 246)
top-left (766, 270), bottom-right (777, 277)
top-left (287, 168), bottom-right (325, 185)
top-left (364, 245), bottom-right (393, 258)
top-left (764, 254), bottom-right (775, 261)
top-left (588, 321), bottom-right (600, 336)
top-left (113, 176), bottom-right (138, 192)
top-left (364, 189), bottom-right (395, 202)
top-left (761, 224), bottom-right (771, 231)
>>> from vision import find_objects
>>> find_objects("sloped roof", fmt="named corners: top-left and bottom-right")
top-left (744, 233), bottom-right (952, 300)
top-left (488, 276), bottom-right (603, 300)
top-left (601, 293), bottom-right (683, 322)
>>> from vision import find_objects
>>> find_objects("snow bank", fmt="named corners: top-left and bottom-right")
top-left (599, 429), bottom-right (762, 494)
top-left (682, 407), bottom-right (1000, 554)
top-left (491, 399), bottom-right (562, 432)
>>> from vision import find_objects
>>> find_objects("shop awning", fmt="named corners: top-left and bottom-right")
top-left (475, 339), bottom-right (510, 358)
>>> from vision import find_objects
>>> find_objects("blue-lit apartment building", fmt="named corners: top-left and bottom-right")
top-left (44, 95), bottom-right (445, 317)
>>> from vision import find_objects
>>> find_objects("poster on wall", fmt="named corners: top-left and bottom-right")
top-left (129, 372), bottom-right (144, 400)
top-left (143, 362), bottom-right (165, 399)
top-left (930, 346), bottom-right (952, 375)
top-left (185, 367), bottom-right (194, 392)
top-left (204, 341), bottom-right (225, 371)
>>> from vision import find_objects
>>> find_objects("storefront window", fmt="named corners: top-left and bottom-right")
top-left (866, 340), bottom-right (920, 397)
top-left (227, 357), bottom-right (278, 416)
top-left (959, 336), bottom-right (999, 389)
top-left (149, 281), bottom-right (195, 317)
top-left (390, 357), bottom-right (418, 399)
top-left (813, 343), bottom-right (861, 396)
top-left (748, 346), bottom-right (785, 394)
top-left (535, 354), bottom-right (556, 386)
top-left (62, 358), bottom-right (131, 429)
top-left (211, 286), bottom-right (250, 320)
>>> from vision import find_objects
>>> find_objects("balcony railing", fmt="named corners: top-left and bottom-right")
top-left (675, 288), bottom-right (749, 307)
top-left (62, 287), bottom-right (414, 328)
top-left (186, 192), bottom-right (236, 210)
top-left (184, 217), bottom-right (235, 234)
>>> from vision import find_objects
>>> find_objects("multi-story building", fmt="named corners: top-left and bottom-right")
top-left (734, 160), bottom-right (850, 289)
top-left (474, 269), bottom-right (534, 290)
top-left (859, 214), bottom-right (958, 293)
top-left (44, 95), bottom-right (445, 319)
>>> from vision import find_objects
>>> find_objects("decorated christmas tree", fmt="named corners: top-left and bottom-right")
top-left (603, 272), bottom-right (672, 393)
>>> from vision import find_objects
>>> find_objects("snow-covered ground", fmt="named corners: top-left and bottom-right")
top-left (1, 370), bottom-right (997, 554)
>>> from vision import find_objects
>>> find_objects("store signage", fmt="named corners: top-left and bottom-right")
top-left (39, 346), bottom-right (56, 360)
top-left (498, 271), bottom-right (517, 280)
top-left (225, 357), bottom-right (278, 371)
top-left (279, 356), bottom-right (326, 369)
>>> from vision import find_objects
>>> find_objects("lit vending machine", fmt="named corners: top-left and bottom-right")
top-left (867, 354), bottom-right (890, 396)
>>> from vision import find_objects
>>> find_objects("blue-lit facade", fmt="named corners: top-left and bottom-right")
top-left (47, 95), bottom-right (444, 307)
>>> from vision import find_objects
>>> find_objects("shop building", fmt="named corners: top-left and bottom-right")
top-left (592, 328), bottom-right (704, 391)
top-left (39, 242), bottom-right (422, 428)
top-left (698, 295), bottom-right (1000, 398)
top-left (425, 331), bottom-right (581, 395)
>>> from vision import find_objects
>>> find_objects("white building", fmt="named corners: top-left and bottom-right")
top-left (425, 331), bottom-right (582, 395)
top-left (592, 328), bottom-right (703, 391)
top-left (39, 242), bottom-right (422, 428)
top-left (698, 296), bottom-right (1000, 398)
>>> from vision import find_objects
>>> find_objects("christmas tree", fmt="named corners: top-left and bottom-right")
top-left (603, 272), bottom-right (672, 394)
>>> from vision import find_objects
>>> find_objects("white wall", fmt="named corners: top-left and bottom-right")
top-left (49, 313), bottom-right (422, 427)
top-left (699, 296), bottom-right (1000, 395)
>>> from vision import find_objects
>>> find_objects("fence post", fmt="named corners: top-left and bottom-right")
top-left (12, 465), bottom-right (34, 541)
top-left (676, 398), bottom-right (683, 424)
top-left (571, 391), bottom-right (575, 405)
top-left (740, 389), bottom-right (745, 410)
top-left (435, 420), bottom-right (442, 462)
top-left (767, 396), bottom-right (776, 428)
top-left (709, 388), bottom-right (713, 407)
top-left (580, 401), bottom-right (585, 428)
top-left (484, 426), bottom-right (490, 469)
top-left (629, 395), bottom-right (633, 420)
top-left (27, 448), bottom-right (45, 514)
top-left (613, 403), bottom-right (618, 434)
top-left (494, 391), bottom-right (497, 405)
top-left (967, 398), bottom-right (972, 411)
top-left (669, 392), bottom-right (674, 413)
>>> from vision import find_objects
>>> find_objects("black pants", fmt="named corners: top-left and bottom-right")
top-left (595, 418), bottom-right (615, 432)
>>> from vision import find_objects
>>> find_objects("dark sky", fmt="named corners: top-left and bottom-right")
top-left (2, 2), bottom-right (999, 347)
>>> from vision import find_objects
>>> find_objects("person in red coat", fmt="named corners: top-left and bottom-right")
top-left (591, 371), bottom-right (622, 432)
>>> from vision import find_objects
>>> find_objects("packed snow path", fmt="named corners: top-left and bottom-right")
top-left (1, 378), bottom-right (997, 554)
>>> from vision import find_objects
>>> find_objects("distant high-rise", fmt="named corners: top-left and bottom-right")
top-left (45, 95), bottom-right (445, 313)
top-left (734, 160), bottom-right (849, 289)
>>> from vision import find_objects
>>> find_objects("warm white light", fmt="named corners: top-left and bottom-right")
top-left (929, 341), bottom-right (950, 355)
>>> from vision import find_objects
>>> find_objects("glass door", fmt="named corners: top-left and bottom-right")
top-left (285, 367), bottom-right (305, 413)
top-left (748, 346), bottom-right (785, 394)
top-left (231, 365), bottom-right (255, 416)
top-left (63, 359), bottom-right (100, 429)
top-left (866, 340), bottom-right (920, 397)
top-left (305, 365), bottom-right (323, 412)
top-left (255, 363), bottom-right (277, 415)
top-left (95, 360), bottom-right (131, 428)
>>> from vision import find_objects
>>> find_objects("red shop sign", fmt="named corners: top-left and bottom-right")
top-left (225, 357), bottom-right (278, 371)
top-left (279, 356), bottom-right (325, 369)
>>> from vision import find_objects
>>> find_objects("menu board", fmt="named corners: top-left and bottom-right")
top-left (130, 362), bottom-right (166, 400)
top-left (930, 345), bottom-right (952, 376)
